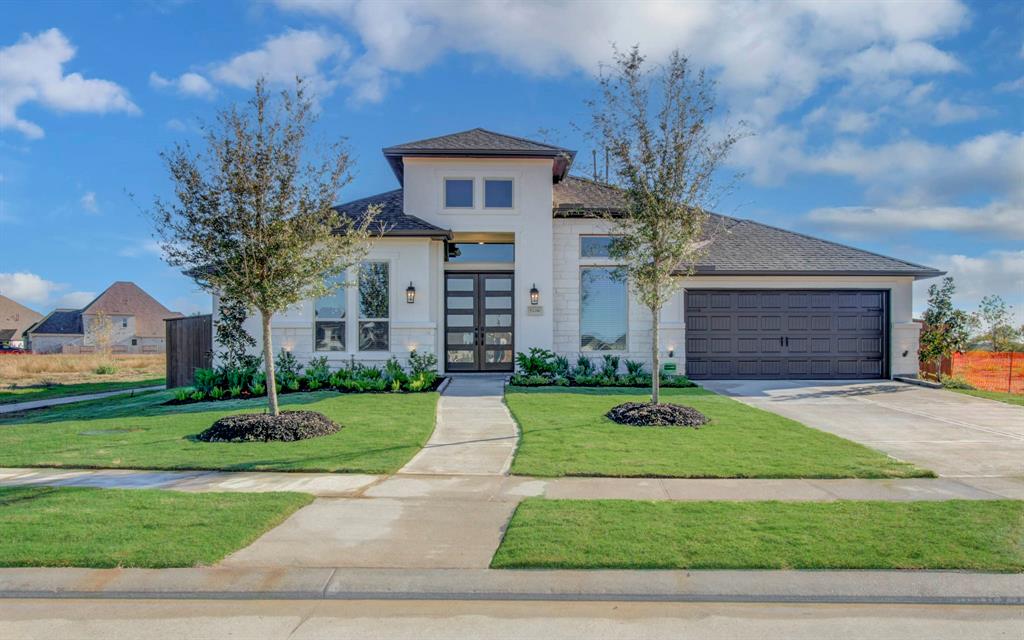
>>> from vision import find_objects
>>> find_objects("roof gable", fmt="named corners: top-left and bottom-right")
top-left (82, 282), bottom-right (182, 338)
top-left (334, 189), bottom-right (451, 239)
top-left (30, 309), bottom-right (83, 335)
top-left (0, 294), bottom-right (43, 334)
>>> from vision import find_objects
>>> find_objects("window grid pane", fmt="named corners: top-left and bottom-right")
top-left (314, 273), bottom-right (347, 352)
top-left (580, 267), bottom-right (627, 351)
top-left (484, 179), bottom-right (513, 208)
top-left (445, 179), bottom-right (474, 208)
top-left (580, 236), bottom-right (622, 259)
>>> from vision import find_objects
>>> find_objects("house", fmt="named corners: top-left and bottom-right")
top-left (218, 128), bottom-right (943, 380)
top-left (27, 282), bottom-right (183, 354)
top-left (0, 294), bottom-right (42, 348)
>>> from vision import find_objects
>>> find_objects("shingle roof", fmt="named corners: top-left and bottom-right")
top-left (30, 309), bottom-right (83, 335)
top-left (0, 294), bottom-right (42, 336)
top-left (382, 128), bottom-right (576, 184)
top-left (552, 175), bottom-right (943, 279)
top-left (82, 282), bottom-right (182, 338)
top-left (334, 190), bottom-right (451, 239)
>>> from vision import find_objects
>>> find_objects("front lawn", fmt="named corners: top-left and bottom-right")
top-left (0, 390), bottom-right (438, 473)
top-left (0, 486), bottom-right (312, 568)
top-left (492, 498), bottom-right (1024, 571)
top-left (0, 378), bottom-right (165, 405)
top-left (950, 388), bottom-right (1024, 407)
top-left (506, 387), bottom-right (930, 478)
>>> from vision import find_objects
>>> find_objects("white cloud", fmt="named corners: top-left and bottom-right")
top-left (54, 291), bottom-right (96, 309)
top-left (149, 71), bottom-right (216, 99)
top-left (933, 99), bottom-right (988, 124)
top-left (995, 76), bottom-right (1024, 93)
top-left (118, 239), bottom-right (163, 258)
top-left (79, 191), bottom-right (99, 214)
top-left (165, 118), bottom-right (188, 131)
top-left (0, 28), bottom-right (139, 139)
top-left (210, 29), bottom-right (349, 98)
top-left (914, 250), bottom-right (1024, 323)
top-left (0, 272), bottom-right (63, 306)
top-left (807, 201), bottom-right (1024, 240)
top-left (274, 0), bottom-right (968, 105)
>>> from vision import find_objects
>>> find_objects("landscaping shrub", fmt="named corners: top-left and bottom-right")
top-left (939, 374), bottom-right (975, 390)
top-left (606, 402), bottom-right (709, 427)
top-left (93, 364), bottom-right (117, 375)
top-left (509, 351), bottom-right (697, 389)
top-left (196, 410), bottom-right (340, 442)
top-left (167, 352), bottom-right (442, 405)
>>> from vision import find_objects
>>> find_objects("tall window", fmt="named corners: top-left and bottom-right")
top-left (314, 273), bottom-right (346, 351)
top-left (444, 179), bottom-right (474, 208)
top-left (359, 261), bottom-right (390, 351)
top-left (484, 179), bottom-right (513, 208)
top-left (580, 267), bottom-right (627, 351)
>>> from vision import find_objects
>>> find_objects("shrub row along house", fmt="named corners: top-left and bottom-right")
top-left (26, 281), bottom-right (182, 354)
top-left (215, 128), bottom-right (943, 380)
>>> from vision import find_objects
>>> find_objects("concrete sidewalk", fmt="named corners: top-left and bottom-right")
top-left (1, 566), bottom-right (1021, 605)
top-left (0, 385), bottom-right (165, 414)
top-left (4, 467), bottom-right (1022, 501)
top-left (398, 375), bottom-right (517, 475)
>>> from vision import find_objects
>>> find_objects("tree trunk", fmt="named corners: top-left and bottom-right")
top-left (261, 311), bottom-right (279, 416)
top-left (651, 304), bottom-right (661, 405)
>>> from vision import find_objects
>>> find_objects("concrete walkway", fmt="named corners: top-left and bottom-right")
top-left (702, 380), bottom-right (1024, 478)
top-left (397, 375), bottom-right (517, 475)
top-left (0, 385), bottom-right (165, 414)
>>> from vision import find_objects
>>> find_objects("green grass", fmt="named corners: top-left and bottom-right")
top-left (950, 388), bottom-right (1024, 407)
top-left (0, 378), bottom-right (165, 404)
top-left (506, 387), bottom-right (930, 478)
top-left (0, 390), bottom-right (438, 473)
top-left (492, 498), bottom-right (1024, 571)
top-left (0, 486), bottom-right (312, 568)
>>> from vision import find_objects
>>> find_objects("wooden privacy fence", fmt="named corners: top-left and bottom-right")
top-left (921, 350), bottom-right (1023, 394)
top-left (165, 314), bottom-right (213, 388)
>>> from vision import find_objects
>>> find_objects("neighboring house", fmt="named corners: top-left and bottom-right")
top-left (27, 282), bottom-right (183, 354)
top-left (216, 128), bottom-right (943, 380)
top-left (0, 294), bottom-right (43, 348)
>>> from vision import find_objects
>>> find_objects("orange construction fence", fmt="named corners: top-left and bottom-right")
top-left (923, 351), bottom-right (1024, 394)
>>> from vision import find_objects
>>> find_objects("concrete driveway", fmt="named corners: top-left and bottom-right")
top-left (701, 380), bottom-right (1024, 479)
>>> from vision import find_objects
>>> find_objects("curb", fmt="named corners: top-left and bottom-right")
top-left (1, 568), bottom-right (1021, 605)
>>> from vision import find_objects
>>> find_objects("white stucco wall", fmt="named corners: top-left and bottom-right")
top-left (551, 218), bottom-right (921, 377)
top-left (217, 237), bottom-right (443, 370)
top-left (402, 157), bottom-right (555, 353)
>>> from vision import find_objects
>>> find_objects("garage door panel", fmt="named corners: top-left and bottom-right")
top-left (685, 289), bottom-right (887, 380)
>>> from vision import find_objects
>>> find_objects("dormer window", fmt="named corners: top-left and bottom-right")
top-left (484, 179), bottom-right (513, 208)
top-left (444, 179), bottom-right (474, 208)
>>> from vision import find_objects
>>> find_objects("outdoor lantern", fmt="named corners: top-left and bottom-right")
top-left (530, 283), bottom-right (540, 305)
top-left (406, 282), bottom-right (416, 304)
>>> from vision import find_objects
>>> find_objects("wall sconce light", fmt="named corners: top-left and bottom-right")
top-left (406, 282), bottom-right (416, 304)
top-left (668, 347), bottom-right (675, 358)
top-left (530, 283), bottom-right (540, 305)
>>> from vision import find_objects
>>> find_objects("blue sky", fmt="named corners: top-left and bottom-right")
top-left (1, 0), bottom-right (1021, 322)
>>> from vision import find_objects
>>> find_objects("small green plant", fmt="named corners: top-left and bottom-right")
top-left (209, 387), bottom-right (226, 400)
top-left (510, 373), bottom-right (552, 386)
top-left (190, 389), bottom-right (206, 402)
top-left (173, 387), bottom-right (192, 402)
top-left (307, 378), bottom-right (322, 391)
top-left (408, 349), bottom-right (438, 375)
top-left (624, 360), bottom-right (645, 376)
top-left (574, 355), bottom-right (594, 376)
top-left (391, 378), bottom-right (402, 392)
top-left (553, 355), bottom-right (570, 377)
top-left (329, 369), bottom-right (350, 388)
top-left (305, 356), bottom-right (331, 385)
top-left (286, 376), bottom-right (301, 392)
top-left (248, 372), bottom-right (266, 396)
top-left (193, 368), bottom-right (220, 394)
top-left (940, 374), bottom-right (975, 390)
top-left (94, 364), bottom-right (117, 375)
top-left (600, 354), bottom-right (620, 378)
top-left (229, 384), bottom-right (243, 398)
top-left (274, 349), bottom-right (303, 379)
top-left (516, 348), bottom-right (558, 376)
top-left (384, 358), bottom-right (408, 384)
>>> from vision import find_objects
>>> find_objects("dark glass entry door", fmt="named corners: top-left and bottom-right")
top-left (445, 272), bottom-right (514, 372)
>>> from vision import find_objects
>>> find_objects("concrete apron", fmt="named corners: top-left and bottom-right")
top-left (223, 374), bottom-right (523, 569)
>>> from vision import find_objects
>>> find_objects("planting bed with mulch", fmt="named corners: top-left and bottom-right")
top-left (196, 410), bottom-right (341, 442)
top-left (606, 402), bottom-right (709, 427)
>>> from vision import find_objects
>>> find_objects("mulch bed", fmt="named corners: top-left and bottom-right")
top-left (606, 402), bottom-right (709, 428)
top-left (195, 410), bottom-right (341, 443)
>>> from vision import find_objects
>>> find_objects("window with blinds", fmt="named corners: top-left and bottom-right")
top-left (314, 273), bottom-right (346, 351)
top-left (580, 267), bottom-right (627, 351)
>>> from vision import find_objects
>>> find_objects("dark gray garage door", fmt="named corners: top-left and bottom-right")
top-left (684, 289), bottom-right (887, 380)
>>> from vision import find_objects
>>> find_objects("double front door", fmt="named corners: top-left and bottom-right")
top-left (445, 272), bottom-right (514, 372)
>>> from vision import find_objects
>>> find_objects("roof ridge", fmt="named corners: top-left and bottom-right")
top-left (472, 127), bottom-right (569, 151)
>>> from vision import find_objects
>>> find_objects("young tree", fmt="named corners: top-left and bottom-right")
top-left (214, 293), bottom-right (258, 369)
top-left (919, 277), bottom-right (977, 375)
top-left (977, 294), bottom-right (1018, 352)
top-left (588, 47), bottom-right (744, 404)
top-left (152, 79), bottom-right (377, 416)
top-left (89, 311), bottom-right (115, 360)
